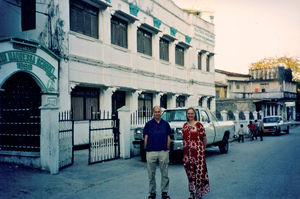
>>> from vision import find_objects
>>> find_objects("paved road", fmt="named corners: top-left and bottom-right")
top-left (1, 126), bottom-right (299, 199)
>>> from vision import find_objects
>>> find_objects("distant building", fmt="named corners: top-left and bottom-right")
top-left (215, 67), bottom-right (297, 120)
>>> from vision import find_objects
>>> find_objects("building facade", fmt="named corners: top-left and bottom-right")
top-left (215, 67), bottom-right (297, 121)
top-left (0, 0), bottom-right (215, 170)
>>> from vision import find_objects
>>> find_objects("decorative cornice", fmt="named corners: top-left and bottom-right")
top-left (153, 17), bottom-right (161, 29)
top-left (170, 27), bottom-right (178, 37)
top-left (129, 3), bottom-right (140, 16)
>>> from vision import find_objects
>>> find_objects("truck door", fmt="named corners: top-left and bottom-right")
top-left (199, 110), bottom-right (215, 145)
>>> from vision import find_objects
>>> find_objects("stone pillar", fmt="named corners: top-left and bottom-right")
top-left (129, 90), bottom-right (140, 113)
top-left (100, 87), bottom-right (115, 114)
top-left (153, 93), bottom-right (162, 107)
top-left (277, 104), bottom-right (281, 116)
top-left (40, 95), bottom-right (59, 174)
top-left (118, 106), bottom-right (131, 159)
top-left (202, 97), bottom-right (208, 108)
top-left (234, 110), bottom-right (239, 121)
top-left (221, 110), bottom-right (228, 121)
top-left (167, 94), bottom-right (176, 108)
top-left (253, 111), bottom-right (258, 120)
top-left (259, 110), bottom-right (264, 120)
top-left (244, 111), bottom-right (250, 122)
top-left (186, 95), bottom-right (195, 107)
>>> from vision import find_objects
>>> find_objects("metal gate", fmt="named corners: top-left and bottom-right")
top-left (58, 111), bottom-right (74, 170)
top-left (89, 113), bottom-right (120, 164)
top-left (0, 72), bottom-right (41, 152)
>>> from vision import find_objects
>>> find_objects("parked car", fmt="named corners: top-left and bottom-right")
top-left (262, 116), bottom-right (289, 135)
top-left (133, 107), bottom-right (235, 161)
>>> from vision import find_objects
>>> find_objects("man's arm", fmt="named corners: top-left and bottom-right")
top-left (144, 134), bottom-right (148, 149)
top-left (167, 135), bottom-right (170, 150)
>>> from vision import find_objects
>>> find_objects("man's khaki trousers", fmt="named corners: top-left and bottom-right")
top-left (146, 150), bottom-right (169, 194)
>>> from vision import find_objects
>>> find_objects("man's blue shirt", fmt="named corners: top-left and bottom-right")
top-left (143, 118), bottom-right (171, 152)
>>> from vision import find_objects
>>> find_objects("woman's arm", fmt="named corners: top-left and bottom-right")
top-left (203, 136), bottom-right (207, 149)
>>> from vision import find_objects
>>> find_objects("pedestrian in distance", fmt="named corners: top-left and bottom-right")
top-left (247, 121), bottom-right (255, 141)
top-left (237, 124), bottom-right (245, 143)
top-left (182, 107), bottom-right (210, 199)
top-left (143, 106), bottom-right (171, 199)
top-left (258, 120), bottom-right (264, 141)
top-left (254, 120), bottom-right (259, 140)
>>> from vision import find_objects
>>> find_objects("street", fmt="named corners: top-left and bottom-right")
top-left (1, 126), bottom-right (300, 199)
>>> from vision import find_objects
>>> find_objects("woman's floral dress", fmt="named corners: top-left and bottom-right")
top-left (182, 122), bottom-right (210, 198)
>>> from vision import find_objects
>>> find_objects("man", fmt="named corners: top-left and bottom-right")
top-left (144, 106), bottom-right (171, 199)
top-left (258, 120), bottom-right (264, 141)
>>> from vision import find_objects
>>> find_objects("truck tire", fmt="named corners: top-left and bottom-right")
top-left (219, 135), bottom-right (229, 154)
top-left (275, 127), bottom-right (281, 136)
top-left (140, 142), bottom-right (146, 162)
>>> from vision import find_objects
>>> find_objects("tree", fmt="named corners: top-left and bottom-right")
top-left (250, 56), bottom-right (300, 82)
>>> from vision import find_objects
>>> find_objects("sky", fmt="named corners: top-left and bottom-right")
top-left (173, 0), bottom-right (300, 74)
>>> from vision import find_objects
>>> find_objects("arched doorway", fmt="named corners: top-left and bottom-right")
top-left (0, 72), bottom-right (41, 152)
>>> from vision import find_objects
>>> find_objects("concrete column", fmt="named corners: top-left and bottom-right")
top-left (186, 95), bottom-right (195, 107)
top-left (202, 97), bottom-right (208, 108)
top-left (129, 90), bottom-right (140, 113)
top-left (40, 95), bottom-right (59, 174)
top-left (209, 55), bottom-right (214, 72)
top-left (167, 94), bottom-right (176, 108)
top-left (253, 111), bottom-right (258, 120)
top-left (152, 33), bottom-right (160, 62)
top-left (234, 110), bottom-right (239, 122)
top-left (244, 111), bottom-right (250, 122)
top-left (128, 22), bottom-right (137, 54)
top-left (169, 42), bottom-right (176, 66)
top-left (221, 110), bottom-right (228, 121)
top-left (118, 106), bottom-right (131, 159)
top-left (153, 93), bottom-right (162, 107)
top-left (259, 110), bottom-right (264, 120)
top-left (100, 87), bottom-right (114, 114)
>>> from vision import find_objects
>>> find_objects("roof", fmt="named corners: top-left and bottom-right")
top-left (215, 69), bottom-right (250, 77)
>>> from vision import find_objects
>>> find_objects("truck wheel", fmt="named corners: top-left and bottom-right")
top-left (141, 148), bottom-right (146, 162)
top-left (219, 136), bottom-right (229, 154)
top-left (276, 127), bottom-right (281, 136)
top-left (286, 127), bottom-right (289, 134)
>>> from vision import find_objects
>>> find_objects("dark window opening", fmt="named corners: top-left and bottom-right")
top-left (71, 86), bottom-right (99, 120)
top-left (111, 16), bottom-right (128, 48)
top-left (176, 96), bottom-right (185, 107)
top-left (175, 45), bottom-right (184, 66)
top-left (159, 38), bottom-right (169, 61)
top-left (70, 0), bottom-right (99, 38)
top-left (137, 28), bottom-right (152, 56)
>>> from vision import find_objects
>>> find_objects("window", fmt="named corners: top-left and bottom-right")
top-left (207, 98), bottom-right (211, 110)
top-left (175, 45), bottom-right (184, 66)
top-left (198, 52), bottom-right (202, 70)
top-left (160, 94), bottom-right (167, 109)
top-left (137, 28), bottom-right (152, 56)
top-left (206, 55), bottom-right (210, 72)
top-left (159, 38), bottom-right (169, 61)
top-left (200, 111), bottom-right (210, 123)
top-left (199, 98), bottom-right (203, 107)
top-left (70, 0), bottom-right (99, 38)
top-left (111, 16), bottom-right (128, 48)
top-left (138, 93), bottom-right (153, 117)
top-left (216, 90), bottom-right (220, 98)
top-left (176, 96), bottom-right (185, 107)
top-left (71, 87), bottom-right (99, 120)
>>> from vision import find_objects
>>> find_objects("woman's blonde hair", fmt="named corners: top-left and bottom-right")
top-left (186, 107), bottom-right (198, 121)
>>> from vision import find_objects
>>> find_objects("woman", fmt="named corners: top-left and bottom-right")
top-left (182, 107), bottom-right (210, 199)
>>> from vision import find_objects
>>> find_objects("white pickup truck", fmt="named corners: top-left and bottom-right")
top-left (262, 116), bottom-right (290, 135)
top-left (133, 107), bottom-right (235, 161)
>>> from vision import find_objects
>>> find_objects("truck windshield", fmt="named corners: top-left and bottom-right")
top-left (263, 117), bottom-right (280, 123)
top-left (161, 110), bottom-right (186, 122)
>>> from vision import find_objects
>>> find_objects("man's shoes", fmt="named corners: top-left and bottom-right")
top-left (161, 192), bottom-right (170, 199)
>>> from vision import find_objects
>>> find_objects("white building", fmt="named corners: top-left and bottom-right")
top-left (0, 0), bottom-right (215, 171)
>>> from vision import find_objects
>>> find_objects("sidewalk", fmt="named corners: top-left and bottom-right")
top-left (0, 149), bottom-right (190, 199)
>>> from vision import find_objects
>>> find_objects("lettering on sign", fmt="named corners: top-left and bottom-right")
top-left (0, 50), bottom-right (57, 81)
top-left (194, 26), bottom-right (215, 45)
